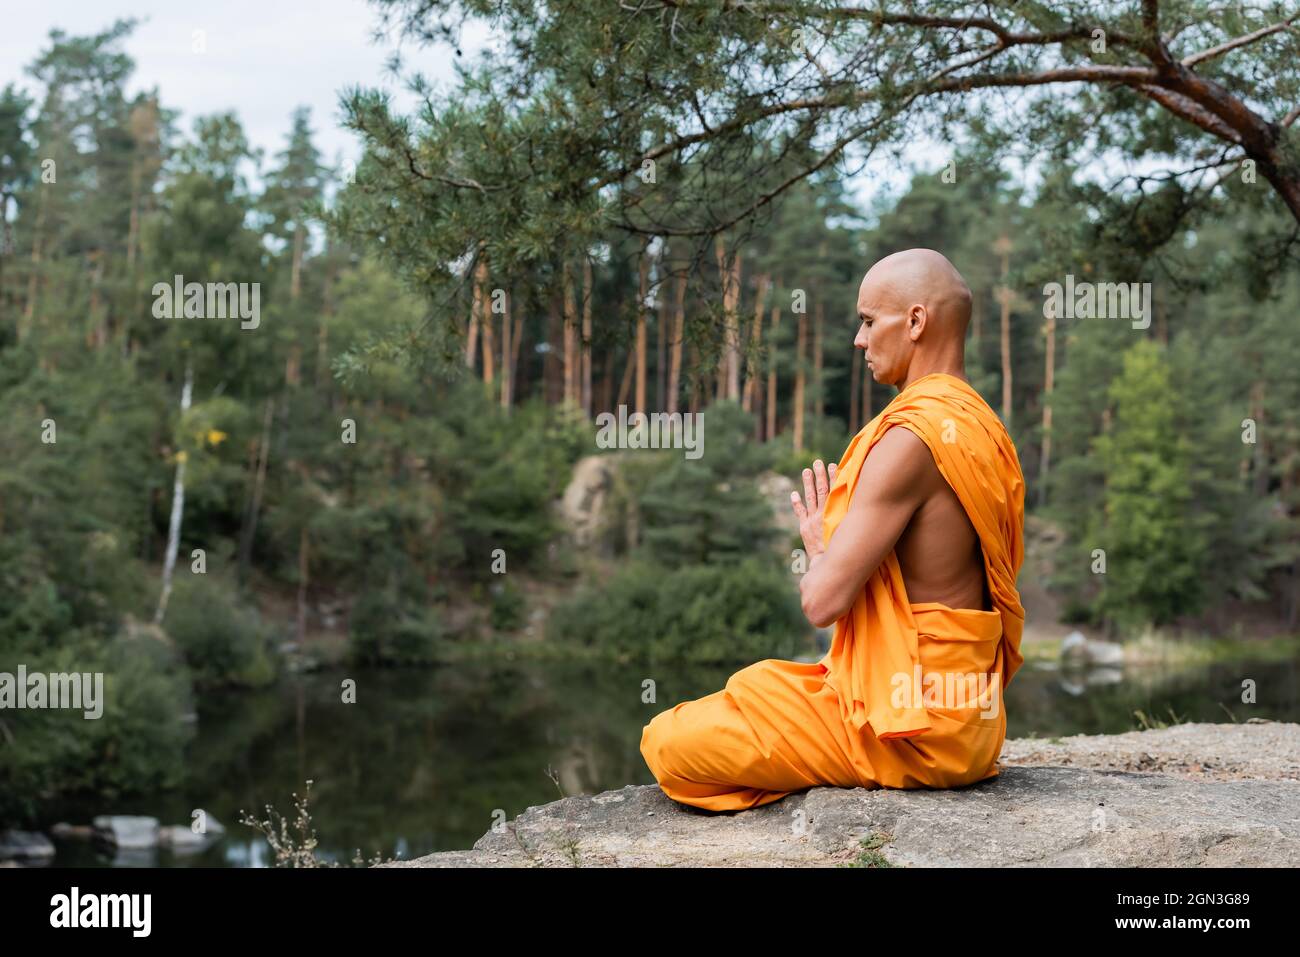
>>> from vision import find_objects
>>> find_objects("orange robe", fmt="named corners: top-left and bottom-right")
top-left (640, 372), bottom-right (1026, 811)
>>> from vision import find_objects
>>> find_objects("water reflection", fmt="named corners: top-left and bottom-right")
top-left (43, 654), bottom-right (1299, 866)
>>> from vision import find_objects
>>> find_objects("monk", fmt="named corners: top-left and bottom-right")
top-left (639, 248), bottom-right (1026, 812)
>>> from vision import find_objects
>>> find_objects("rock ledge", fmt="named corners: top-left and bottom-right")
top-left (381, 721), bottom-right (1299, 867)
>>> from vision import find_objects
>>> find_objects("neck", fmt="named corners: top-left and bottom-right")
top-left (899, 349), bottom-right (966, 391)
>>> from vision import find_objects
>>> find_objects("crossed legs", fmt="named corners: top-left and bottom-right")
top-left (640, 657), bottom-right (877, 812)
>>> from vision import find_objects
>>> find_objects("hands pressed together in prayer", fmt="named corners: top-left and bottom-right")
top-left (790, 459), bottom-right (837, 562)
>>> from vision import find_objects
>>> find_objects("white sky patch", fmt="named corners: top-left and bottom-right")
top-left (1, 0), bottom-right (491, 173)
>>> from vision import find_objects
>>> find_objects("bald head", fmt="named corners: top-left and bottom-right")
top-left (863, 248), bottom-right (972, 338)
top-left (854, 248), bottom-right (973, 388)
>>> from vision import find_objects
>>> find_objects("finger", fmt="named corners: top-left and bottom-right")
top-left (814, 459), bottom-right (829, 497)
top-left (802, 467), bottom-right (817, 511)
top-left (828, 462), bottom-right (838, 487)
top-left (790, 490), bottom-right (807, 520)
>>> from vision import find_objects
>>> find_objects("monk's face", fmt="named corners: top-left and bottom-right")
top-left (853, 267), bottom-right (917, 386)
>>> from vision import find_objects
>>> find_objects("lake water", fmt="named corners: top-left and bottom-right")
top-left (42, 654), bottom-right (1300, 866)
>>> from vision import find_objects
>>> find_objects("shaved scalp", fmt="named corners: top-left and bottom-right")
top-left (862, 248), bottom-right (972, 344)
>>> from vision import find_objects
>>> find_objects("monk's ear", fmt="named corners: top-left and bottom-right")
top-left (907, 303), bottom-right (927, 341)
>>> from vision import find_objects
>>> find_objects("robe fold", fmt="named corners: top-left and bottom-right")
top-left (819, 370), bottom-right (1026, 740)
top-left (640, 372), bottom-right (1027, 811)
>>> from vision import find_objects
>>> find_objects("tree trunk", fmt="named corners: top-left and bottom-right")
top-left (999, 286), bottom-right (1012, 427)
top-left (1251, 380), bottom-right (1269, 497)
top-left (636, 243), bottom-right (649, 413)
top-left (478, 260), bottom-right (494, 386)
top-left (713, 237), bottom-right (727, 403)
top-left (742, 274), bottom-right (769, 415)
top-left (813, 299), bottom-right (824, 427)
top-left (317, 261), bottom-right (335, 391)
top-left (238, 398), bottom-right (274, 579)
top-left (616, 346), bottom-right (636, 409)
top-left (668, 271), bottom-right (686, 415)
top-left (127, 168), bottom-right (141, 271)
top-left (465, 300), bottom-right (480, 371)
top-left (581, 257), bottom-right (593, 416)
top-left (766, 297), bottom-right (782, 441)
top-left (154, 361), bottom-right (193, 624)
top-left (734, 255), bottom-right (743, 397)
top-left (656, 272), bottom-right (666, 412)
top-left (995, 236), bottom-right (1013, 426)
top-left (22, 188), bottom-right (47, 337)
top-left (296, 525), bottom-right (310, 647)
top-left (286, 220), bottom-right (303, 391)
top-left (1038, 311), bottom-right (1056, 507)
top-left (545, 290), bottom-right (561, 403)
top-left (714, 236), bottom-right (743, 402)
top-left (500, 288), bottom-right (512, 408)
top-left (0, 193), bottom-right (13, 334)
top-left (87, 250), bottom-right (107, 349)
top-left (509, 304), bottom-right (524, 406)
top-left (290, 225), bottom-right (305, 301)
top-left (688, 339), bottom-right (701, 414)
top-left (563, 260), bottom-right (577, 405)
top-left (793, 306), bottom-right (807, 452)
top-left (0, 218), bottom-right (7, 336)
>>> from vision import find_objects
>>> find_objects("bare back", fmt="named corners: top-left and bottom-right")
top-left (894, 460), bottom-right (990, 611)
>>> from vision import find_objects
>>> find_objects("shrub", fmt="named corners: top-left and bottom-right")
top-left (547, 557), bottom-right (809, 663)
top-left (165, 576), bottom-right (277, 688)
top-left (489, 579), bottom-right (527, 632)
top-left (0, 634), bottom-right (192, 823)
top-left (347, 589), bottom-right (444, 665)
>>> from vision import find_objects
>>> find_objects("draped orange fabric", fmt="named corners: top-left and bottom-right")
top-left (819, 371), bottom-right (1026, 740)
top-left (640, 372), bottom-right (1026, 811)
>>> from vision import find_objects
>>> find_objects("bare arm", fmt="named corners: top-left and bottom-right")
top-left (790, 426), bottom-right (937, 628)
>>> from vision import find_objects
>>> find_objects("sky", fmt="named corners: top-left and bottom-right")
top-left (0, 0), bottom-right (489, 170)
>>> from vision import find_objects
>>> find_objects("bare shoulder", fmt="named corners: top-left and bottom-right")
top-left (855, 424), bottom-right (942, 506)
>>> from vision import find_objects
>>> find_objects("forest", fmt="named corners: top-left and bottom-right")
top-left (1, 4), bottom-right (1297, 829)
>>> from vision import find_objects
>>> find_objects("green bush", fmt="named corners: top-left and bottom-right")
top-left (489, 579), bottom-right (527, 632)
top-left (771, 447), bottom-right (850, 485)
top-left (630, 401), bottom-right (783, 564)
top-left (0, 634), bottom-right (193, 824)
top-left (434, 382), bottom-right (588, 575)
top-left (348, 589), bottom-right (444, 665)
top-left (547, 557), bottom-right (809, 663)
top-left (164, 576), bottom-right (277, 688)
